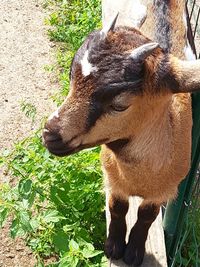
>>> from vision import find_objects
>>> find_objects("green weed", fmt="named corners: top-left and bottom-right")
top-left (45, 0), bottom-right (101, 101)
top-left (0, 132), bottom-right (106, 266)
top-left (20, 101), bottom-right (37, 123)
top-left (46, 0), bottom-right (101, 50)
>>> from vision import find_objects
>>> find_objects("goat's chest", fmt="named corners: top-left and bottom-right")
top-left (101, 135), bottom-right (191, 203)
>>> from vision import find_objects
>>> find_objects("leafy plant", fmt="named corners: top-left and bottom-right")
top-left (20, 101), bottom-right (37, 123)
top-left (46, 0), bottom-right (101, 50)
top-left (0, 132), bottom-right (106, 266)
top-left (45, 0), bottom-right (101, 102)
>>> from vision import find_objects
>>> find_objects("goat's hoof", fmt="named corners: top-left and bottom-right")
top-left (104, 237), bottom-right (126, 260)
top-left (123, 243), bottom-right (145, 266)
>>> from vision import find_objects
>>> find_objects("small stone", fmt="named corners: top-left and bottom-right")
top-left (50, 42), bottom-right (56, 48)
top-left (0, 65), bottom-right (5, 71)
top-left (16, 246), bottom-right (24, 251)
top-left (7, 254), bottom-right (15, 259)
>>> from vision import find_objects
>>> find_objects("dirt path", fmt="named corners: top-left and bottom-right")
top-left (0, 0), bottom-right (57, 266)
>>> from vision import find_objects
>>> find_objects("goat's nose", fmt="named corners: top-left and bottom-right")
top-left (43, 128), bottom-right (62, 143)
top-left (43, 126), bottom-right (68, 157)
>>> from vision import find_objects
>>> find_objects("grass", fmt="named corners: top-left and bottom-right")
top-left (0, 0), bottom-right (105, 266)
top-left (174, 177), bottom-right (200, 267)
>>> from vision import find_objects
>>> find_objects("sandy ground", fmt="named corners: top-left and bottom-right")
top-left (0, 0), bottom-right (57, 266)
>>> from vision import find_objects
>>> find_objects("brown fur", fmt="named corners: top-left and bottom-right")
top-left (140, 0), bottom-right (156, 40)
top-left (169, 0), bottom-right (186, 59)
top-left (101, 92), bottom-right (191, 204)
top-left (141, 0), bottom-right (186, 58)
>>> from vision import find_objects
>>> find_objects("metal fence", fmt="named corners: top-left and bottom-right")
top-left (163, 1), bottom-right (200, 266)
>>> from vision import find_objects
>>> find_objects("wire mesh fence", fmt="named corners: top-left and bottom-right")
top-left (187, 0), bottom-right (200, 57)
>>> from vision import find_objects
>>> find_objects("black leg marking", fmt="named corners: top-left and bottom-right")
top-left (105, 195), bottom-right (129, 260)
top-left (123, 202), bottom-right (160, 266)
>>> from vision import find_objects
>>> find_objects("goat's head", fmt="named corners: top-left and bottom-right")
top-left (43, 15), bottom-right (200, 157)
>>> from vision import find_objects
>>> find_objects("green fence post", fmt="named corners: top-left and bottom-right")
top-left (163, 92), bottom-right (200, 266)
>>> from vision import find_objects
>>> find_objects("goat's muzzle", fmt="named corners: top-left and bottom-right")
top-left (43, 125), bottom-right (110, 157)
top-left (42, 127), bottom-right (72, 156)
top-left (42, 114), bottom-right (80, 157)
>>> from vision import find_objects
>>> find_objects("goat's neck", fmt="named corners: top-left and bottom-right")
top-left (114, 99), bottom-right (173, 172)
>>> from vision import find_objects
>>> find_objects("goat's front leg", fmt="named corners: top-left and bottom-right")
top-left (105, 194), bottom-right (129, 260)
top-left (123, 201), bottom-right (160, 266)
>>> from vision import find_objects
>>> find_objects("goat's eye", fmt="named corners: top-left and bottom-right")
top-left (109, 104), bottom-right (129, 112)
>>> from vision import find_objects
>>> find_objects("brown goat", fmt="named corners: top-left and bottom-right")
top-left (43, 1), bottom-right (200, 265)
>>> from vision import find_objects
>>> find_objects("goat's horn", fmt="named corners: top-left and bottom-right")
top-left (108, 12), bottom-right (119, 32)
top-left (130, 42), bottom-right (159, 61)
top-left (101, 13), bottom-right (119, 37)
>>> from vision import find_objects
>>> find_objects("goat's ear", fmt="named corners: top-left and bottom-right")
top-left (169, 58), bottom-right (200, 93)
top-left (130, 43), bottom-right (159, 62)
top-left (101, 13), bottom-right (119, 38)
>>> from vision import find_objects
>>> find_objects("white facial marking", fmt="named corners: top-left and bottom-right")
top-left (131, 0), bottom-right (147, 28)
top-left (48, 109), bottom-right (59, 121)
top-left (81, 50), bottom-right (98, 77)
top-left (43, 128), bottom-right (50, 133)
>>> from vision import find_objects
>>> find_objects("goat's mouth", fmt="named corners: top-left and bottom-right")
top-left (44, 136), bottom-right (109, 157)
top-left (45, 144), bottom-right (82, 157)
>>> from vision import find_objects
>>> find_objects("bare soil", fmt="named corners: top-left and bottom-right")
top-left (0, 0), bottom-right (57, 266)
